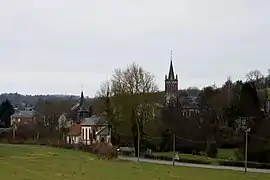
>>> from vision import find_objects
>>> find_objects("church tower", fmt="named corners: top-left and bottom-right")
top-left (77, 90), bottom-right (89, 123)
top-left (165, 50), bottom-right (178, 106)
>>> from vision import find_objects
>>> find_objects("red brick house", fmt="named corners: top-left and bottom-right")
top-left (11, 110), bottom-right (35, 127)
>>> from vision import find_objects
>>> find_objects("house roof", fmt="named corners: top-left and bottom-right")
top-left (81, 115), bottom-right (107, 126)
top-left (67, 124), bottom-right (81, 136)
top-left (96, 126), bottom-right (110, 136)
top-left (0, 128), bottom-right (12, 134)
top-left (11, 110), bottom-right (35, 118)
top-left (179, 96), bottom-right (199, 109)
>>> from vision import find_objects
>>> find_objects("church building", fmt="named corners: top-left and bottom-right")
top-left (164, 51), bottom-right (178, 106)
top-left (66, 90), bottom-right (111, 145)
top-left (164, 51), bottom-right (200, 117)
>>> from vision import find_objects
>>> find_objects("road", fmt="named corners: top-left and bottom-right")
top-left (118, 156), bottom-right (270, 174)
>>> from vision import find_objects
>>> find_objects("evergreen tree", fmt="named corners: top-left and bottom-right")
top-left (0, 99), bottom-right (15, 128)
top-left (239, 82), bottom-right (261, 118)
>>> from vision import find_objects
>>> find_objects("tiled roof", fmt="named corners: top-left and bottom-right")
top-left (67, 124), bottom-right (81, 136)
top-left (12, 110), bottom-right (35, 117)
top-left (0, 128), bottom-right (12, 134)
top-left (81, 115), bottom-right (107, 126)
top-left (96, 126), bottom-right (110, 136)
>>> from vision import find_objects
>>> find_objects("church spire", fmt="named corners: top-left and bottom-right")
top-left (79, 85), bottom-right (85, 110)
top-left (168, 50), bottom-right (175, 80)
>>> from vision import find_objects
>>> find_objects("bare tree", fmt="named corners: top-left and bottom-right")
top-left (95, 80), bottom-right (111, 98)
top-left (246, 70), bottom-right (263, 82)
top-left (96, 62), bottom-right (159, 149)
top-left (110, 63), bottom-right (158, 95)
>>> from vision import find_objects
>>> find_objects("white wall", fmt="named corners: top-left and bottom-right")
top-left (66, 136), bottom-right (80, 144)
top-left (79, 126), bottom-right (111, 145)
top-left (81, 126), bottom-right (92, 145)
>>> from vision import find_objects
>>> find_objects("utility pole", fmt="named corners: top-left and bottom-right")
top-left (37, 132), bottom-right (40, 141)
top-left (245, 127), bottom-right (251, 173)
top-left (173, 134), bottom-right (175, 166)
top-left (135, 107), bottom-right (140, 162)
top-left (137, 127), bottom-right (140, 162)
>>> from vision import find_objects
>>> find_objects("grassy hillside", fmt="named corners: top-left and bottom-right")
top-left (0, 144), bottom-right (269, 180)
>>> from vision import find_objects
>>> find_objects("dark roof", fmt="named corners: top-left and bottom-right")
top-left (0, 128), bottom-right (12, 134)
top-left (182, 103), bottom-right (199, 109)
top-left (79, 90), bottom-right (86, 111)
top-left (71, 90), bottom-right (87, 111)
top-left (11, 110), bottom-right (35, 118)
top-left (81, 115), bottom-right (107, 126)
top-left (168, 60), bottom-right (175, 80)
top-left (96, 126), bottom-right (109, 136)
top-left (179, 96), bottom-right (199, 109)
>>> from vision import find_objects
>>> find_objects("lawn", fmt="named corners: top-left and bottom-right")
top-left (218, 149), bottom-right (238, 160)
top-left (0, 144), bottom-right (269, 180)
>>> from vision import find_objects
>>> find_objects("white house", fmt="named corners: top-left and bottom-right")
top-left (66, 115), bottom-right (111, 145)
top-left (66, 124), bottom-right (81, 144)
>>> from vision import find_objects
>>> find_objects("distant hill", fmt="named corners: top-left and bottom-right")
top-left (0, 88), bottom-right (201, 109)
top-left (0, 93), bottom-right (82, 107)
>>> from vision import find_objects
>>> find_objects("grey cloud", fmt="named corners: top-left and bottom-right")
top-left (0, 0), bottom-right (270, 96)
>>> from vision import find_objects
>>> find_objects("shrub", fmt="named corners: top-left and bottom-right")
top-left (94, 143), bottom-right (118, 159)
top-left (218, 160), bottom-right (270, 169)
top-left (205, 142), bottom-right (218, 158)
top-left (234, 148), bottom-right (244, 161)
top-left (142, 154), bottom-right (211, 164)
top-left (175, 158), bottom-right (211, 165)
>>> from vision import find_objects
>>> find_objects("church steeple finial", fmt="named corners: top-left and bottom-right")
top-left (168, 50), bottom-right (175, 80)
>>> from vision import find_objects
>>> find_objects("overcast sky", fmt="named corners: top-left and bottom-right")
top-left (0, 0), bottom-right (269, 97)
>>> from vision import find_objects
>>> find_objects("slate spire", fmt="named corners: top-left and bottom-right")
top-left (168, 50), bottom-right (175, 80)
top-left (79, 90), bottom-right (85, 110)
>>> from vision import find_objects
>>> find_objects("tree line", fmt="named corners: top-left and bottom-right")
top-left (3, 63), bottom-right (270, 163)
top-left (94, 66), bottom-right (270, 162)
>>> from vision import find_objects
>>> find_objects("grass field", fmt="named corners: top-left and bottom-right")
top-left (0, 144), bottom-right (269, 180)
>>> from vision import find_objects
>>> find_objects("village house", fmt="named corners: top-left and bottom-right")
top-left (66, 115), bottom-right (111, 145)
top-left (10, 107), bottom-right (36, 127)
top-left (66, 91), bottom-right (111, 145)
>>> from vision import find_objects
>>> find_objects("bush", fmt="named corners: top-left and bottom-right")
top-left (142, 154), bottom-right (270, 168)
top-left (175, 158), bottom-right (211, 165)
top-left (219, 160), bottom-right (270, 169)
top-left (205, 142), bottom-right (218, 158)
top-left (94, 143), bottom-right (118, 159)
top-left (234, 148), bottom-right (244, 161)
top-left (143, 154), bottom-right (173, 161)
top-left (142, 154), bottom-right (211, 165)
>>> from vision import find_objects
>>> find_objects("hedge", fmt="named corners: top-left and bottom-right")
top-left (142, 154), bottom-right (270, 169)
top-left (143, 154), bottom-right (211, 165)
